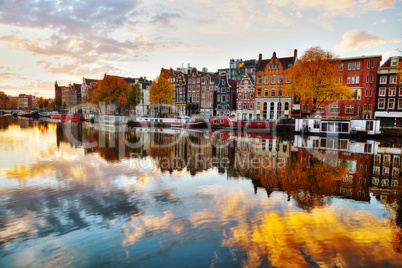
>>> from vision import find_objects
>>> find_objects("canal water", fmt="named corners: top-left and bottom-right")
top-left (1, 117), bottom-right (402, 267)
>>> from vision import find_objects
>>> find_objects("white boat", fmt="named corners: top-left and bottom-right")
top-left (295, 118), bottom-right (382, 136)
top-left (128, 115), bottom-right (189, 127)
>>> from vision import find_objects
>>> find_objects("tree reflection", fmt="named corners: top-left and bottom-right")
top-left (283, 155), bottom-right (347, 211)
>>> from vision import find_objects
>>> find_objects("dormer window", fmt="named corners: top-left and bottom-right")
top-left (222, 79), bottom-right (225, 86)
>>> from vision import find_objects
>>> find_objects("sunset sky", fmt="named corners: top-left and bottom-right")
top-left (0, 0), bottom-right (401, 98)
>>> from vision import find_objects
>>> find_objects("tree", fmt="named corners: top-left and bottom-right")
top-left (127, 82), bottom-right (143, 115)
top-left (9, 97), bottom-right (19, 108)
top-left (0, 91), bottom-right (10, 108)
top-left (54, 95), bottom-right (62, 109)
top-left (91, 76), bottom-right (130, 106)
top-left (149, 73), bottom-right (174, 116)
top-left (284, 46), bottom-right (352, 112)
top-left (36, 97), bottom-right (47, 109)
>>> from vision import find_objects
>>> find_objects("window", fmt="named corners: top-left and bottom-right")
top-left (278, 88), bottom-right (282, 97)
top-left (221, 88), bottom-right (226, 93)
top-left (197, 78), bottom-right (200, 83)
top-left (314, 120), bottom-right (320, 129)
top-left (348, 63), bottom-right (352, 70)
top-left (202, 101), bottom-right (205, 107)
top-left (238, 93), bottom-right (241, 99)
top-left (243, 103), bottom-right (248, 109)
top-left (208, 93), bottom-right (212, 99)
top-left (271, 75), bottom-right (276, 84)
top-left (389, 87), bottom-right (396, 96)
top-left (244, 82), bottom-right (248, 89)
top-left (366, 75), bottom-right (369, 83)
top-left (351, 76), bottom-right (355, 84)
top-left (264, 75), bottom-right (269, 84)
top-left (347, 77), bottom-right (351, 84)
top-left (188, 95), bottom-right (191, 102)
top-left (379, 87), bottom-right (386, 96)
top-left (217, 95), bottom-right (220, 102)
top-left (257, 88), bottom-right (262, 96)
top-left (243, 93), bottom-right (248, 99)
top-left (367, 61), bottom-right (370, 69)
top-left (340, 63), bottom-right (343, 70)
top-left (398, 99), bottom-right (402, 109)
top-left (221, 95), bottom-right (226, 102)
top-left (352, 62), bottom-right (356, 70)
top-left (197, 85), bottom-right (200, 91)
top-left (250, 92), bottom-right (254, 98)
top-left (378, 98), bottom-right (385, 109)
top-left (264, 88), bottom-right (269, 97)
top-left (380, 76), bottom-right (387, 84)
top-left (365, 89), bottom-right (368, 97)
top-left (366, 121), bottom-right (374, 130)
top-left (370, 75), bottom-right (373, 83)
top-left (357, 62), bottom-right (360, 70)
top-left (371, 60), bottom-right (375, 68)
top-left (285, 76), bottom-right (290, 83)
top-left (329, 105), bottom-right (340, 114)
top-left (345, 105), bottom-right (354, 114)
top-left (356, 76), bottom-right (359, 84)
top-left (339, 77), bottom-right (343, 84)
top-left (400, 88), bottom-right (402, 96)
top-left (390, 76), bottom-right (396, 84)
top-left (278, 74), bottom-right (283, 84)
top-left (388, 98), bottom-right (395, 109)
top-left (370, 88), bottom-right (372, 97)
top-left (257, 76), bottom-right (262, 85)
top-left (208, 101), bottom-right (212, 107)
top-left (271, 88), bottom-right (275, 97)
top-left (202, 93), bottom-right (205, 99)
top-left (238, 103), bottom-right (241, 109)
top-left (250, 103), bottom-right (253, 109)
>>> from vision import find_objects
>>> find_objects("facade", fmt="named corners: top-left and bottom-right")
top-left (255, 50), bottom-right (297, 120)
top-left (236, 73), bottom-right (255, 120)
top-left (200, 73), bottom-right (216, 118)
top-left (186, 67), bottom-right (202, 115)
top-left (174, 71), bottom-right (187, 115)
top-left (218, 58), bottom-right (256, 81)
top-left (81, 77), bottom-right (100, 103)
top-left (215, 72), bottom-right (237, 116)
top-left (299, 54), bottom-right (382, 119)
top-left (160, 68), bottom-right (178, 115)
top-left (375, 56), bottom-right (402, 126)
top-left (61, 86), bottom-right (77, 110)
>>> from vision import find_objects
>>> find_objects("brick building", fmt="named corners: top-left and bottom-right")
top-left (200, 73), bottom-right (217, 117)
top-left (255, 50), bottom-right (297, 120)
top-left (375, 56), bottom-right (402, 126)
top-left (215, 72), bottom-right (237, 116)
top-left (236, 73), bottom-right (255, 120)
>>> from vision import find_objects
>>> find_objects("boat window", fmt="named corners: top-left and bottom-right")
top-left (341, 123), bottom-right (349, 133)
top-left (303, 120), bottom-right (308, 129)
top-left (366, 121), bottom-right (374, 131)
top-left (339, 140), bottom-right (348, 150)
top-left (328, 122), bottom-right (335, 132)
top-left (321, 122), bottom-right (328, 132)
top-left (320, 138), bottom-right (327, 147)
top-left (313, 120), bottom-right (320, 128)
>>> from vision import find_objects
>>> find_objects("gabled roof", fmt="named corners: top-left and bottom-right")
top-left (380, 56), bottom-right (401, 68)
top-left (256, 52), bottom-right (296, 72)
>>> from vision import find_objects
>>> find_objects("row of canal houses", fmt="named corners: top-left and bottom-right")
top-left (160, 50), bottom-right (401, 125)
top-left (76, 50), bottom-right (401, 124)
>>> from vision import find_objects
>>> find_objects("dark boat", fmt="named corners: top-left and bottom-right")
top-left (19, 110), bottom-right (39, 119)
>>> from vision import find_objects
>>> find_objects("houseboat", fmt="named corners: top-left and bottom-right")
top-left (295, 118), bottom-right (382, 137)
top-left (93, 114), bottom-right (129, 125)
top-left (128, 115), bottom-right (189, 128)
top-left (209, 116), bottom-right (274, 129)
top-left (171, 115), bottom-right (206, 128)
top-left (50, 114), bottom-right (80, 122)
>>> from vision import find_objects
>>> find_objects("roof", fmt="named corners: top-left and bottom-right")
top-left (256, 52), bottom-right (296, 72)
top-left (380, 56), bottom-right (401, 68)
top-left (340, 54), bottom-right (382, 61)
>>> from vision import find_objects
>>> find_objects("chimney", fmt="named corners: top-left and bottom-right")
top-left (294, 49), bottom-right (298, 60)
top-left (273, 51), bottom-right (276, 58)
top-left (258, 53), bottom-right (262, 61)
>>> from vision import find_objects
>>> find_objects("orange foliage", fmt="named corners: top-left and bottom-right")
top-left (285, 46), bottom-right (352, 111)
top-left (149, 73), bottom-right (174, 105)
top-left (91, 76), bottom-right (130, 105)
top-left (283, 156), bottom-right (347, 211)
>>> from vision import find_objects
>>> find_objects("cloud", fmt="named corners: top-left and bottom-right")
top-left (266, 0), bottom-right (396, 18)
top-left (0, 72), bottom-right (26, 81)
top-left (336, 30), bottom-right (386, 52)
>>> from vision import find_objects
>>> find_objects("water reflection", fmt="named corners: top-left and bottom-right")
top-left (0, 117), bottom-right (402, 267)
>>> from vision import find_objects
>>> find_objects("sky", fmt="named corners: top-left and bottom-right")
top-left (0, 0), bottom-right (401, 98)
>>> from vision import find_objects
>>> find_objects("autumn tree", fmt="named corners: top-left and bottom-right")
top-left (127, 82), bottom-right (143, 115)
top-left (0, 91), bottom-right (10, 108)
top-left (91, 75), bottom-right (130, 107)
top-left (9, 97), bottom-right (19, 108)
top-left (285, 46), bottom-right (352, 111)
top-left (149, 73), bottom-right (174, 116)
top-left (36, 97), bottom-right (47, 109)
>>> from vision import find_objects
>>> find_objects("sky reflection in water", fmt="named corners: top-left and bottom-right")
top-left (0, 117), bottom-right (401, 267)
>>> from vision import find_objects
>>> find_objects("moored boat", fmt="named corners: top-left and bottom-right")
top-left (50, 114), bottom-right (80, 122)
top-left (209, 116), bottom-right (274, 129)
top-left (128, 114), bottom-right (189, 128)
top-left (295, 118), bottom-right (383, 137)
